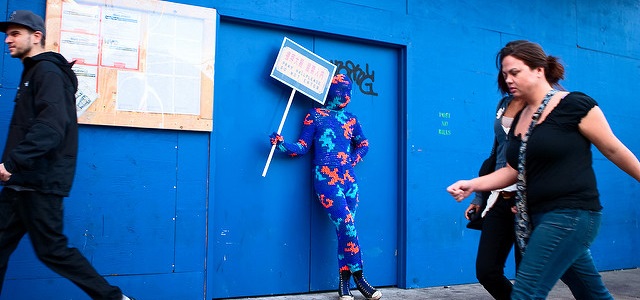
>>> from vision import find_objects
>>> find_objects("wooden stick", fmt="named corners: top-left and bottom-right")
top-left (262, 89), bottom-right (296, 177)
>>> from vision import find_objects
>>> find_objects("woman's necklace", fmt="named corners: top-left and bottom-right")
top-left (514, 89), bottom-right (557, 254)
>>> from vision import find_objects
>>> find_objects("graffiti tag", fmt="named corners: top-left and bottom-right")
top-left (330, 60), bottom-right (378, 96)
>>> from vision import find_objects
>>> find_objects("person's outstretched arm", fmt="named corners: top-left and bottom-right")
top-left (579, 106), bottom-right (640, 182)
top-left (270, 112), bottom-right (316, 157)
top-left (447, 165), bottom-right (518, 202)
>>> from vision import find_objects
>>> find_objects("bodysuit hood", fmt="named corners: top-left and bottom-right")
top-left (323, 73), bottom-right (352, 110)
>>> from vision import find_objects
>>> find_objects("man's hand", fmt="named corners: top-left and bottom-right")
top-left (0, 163), bottom-right (12, 182)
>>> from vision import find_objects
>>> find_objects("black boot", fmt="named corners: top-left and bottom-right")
top-left (338, 270), bottom-right (354, 300)
top-left (353, 271), bottom-right (382, 300)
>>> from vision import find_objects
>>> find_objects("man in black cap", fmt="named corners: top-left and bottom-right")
top-left (0, 10), bottom-right (134, 300)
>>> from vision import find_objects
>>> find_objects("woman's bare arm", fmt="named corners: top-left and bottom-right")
top-left (580, 106), bottom-right (640, 182)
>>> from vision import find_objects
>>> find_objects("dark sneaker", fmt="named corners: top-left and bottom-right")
top-left (354, 276), bottom-right (382, 300)
top-left (339, 272), bottom-right (354, 300)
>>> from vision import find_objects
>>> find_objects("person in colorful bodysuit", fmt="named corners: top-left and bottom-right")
top-left (270, 74), bottom-right (382, 300)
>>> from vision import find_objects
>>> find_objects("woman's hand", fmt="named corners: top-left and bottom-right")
top-left (447, 180), bottom-right (474, 202)
top-left (465, 203), bottom-right (480, 220)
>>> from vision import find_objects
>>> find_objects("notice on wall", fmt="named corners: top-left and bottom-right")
top-left (45, 0), bottom-right (216, 131)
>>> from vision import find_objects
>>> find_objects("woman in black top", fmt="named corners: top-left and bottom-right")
top-left (447, 40), bottom-right (640, 299)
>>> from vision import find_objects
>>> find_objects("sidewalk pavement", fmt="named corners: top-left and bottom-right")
top-left (234, 268), bottom-right (640, 300)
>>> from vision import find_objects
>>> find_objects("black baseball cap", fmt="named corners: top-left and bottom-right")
top-left (0, 10), bottom-right (46, 36)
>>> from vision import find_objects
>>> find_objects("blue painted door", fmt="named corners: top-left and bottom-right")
top-left (309, 38), bottom-right (399, 292)
top-left (209, 20), bottom-right (400, 299)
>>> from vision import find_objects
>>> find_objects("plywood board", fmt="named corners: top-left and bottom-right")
top-left (45, 0), bottom-right (216, 131)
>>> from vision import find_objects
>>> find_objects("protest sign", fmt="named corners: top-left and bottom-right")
top-left (262, 37), bottom-right (336, 177)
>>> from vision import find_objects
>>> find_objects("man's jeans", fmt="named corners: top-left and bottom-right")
top-left (511, 209), bottom-right (613, 300)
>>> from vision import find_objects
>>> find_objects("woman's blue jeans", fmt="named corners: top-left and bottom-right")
top-left (511, 209), bottom-right (613, 300)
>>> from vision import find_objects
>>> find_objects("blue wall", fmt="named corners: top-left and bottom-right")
top-left (0, 0), bottom-right (639, 299)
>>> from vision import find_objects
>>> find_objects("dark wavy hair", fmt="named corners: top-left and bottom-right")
top-left (496, 40), bottom-right (565, 94)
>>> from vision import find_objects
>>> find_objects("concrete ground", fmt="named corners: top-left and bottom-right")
top-left (231, 268), bottom-right (640, 300)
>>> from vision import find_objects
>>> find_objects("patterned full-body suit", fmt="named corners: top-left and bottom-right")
top-left (271, 74), bottom-right (380, 300)
top-left (272, 73), bottom-right (368, 272)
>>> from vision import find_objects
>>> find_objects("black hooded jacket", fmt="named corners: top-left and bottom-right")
top-left (2, 51), bottom-right (79, 196)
